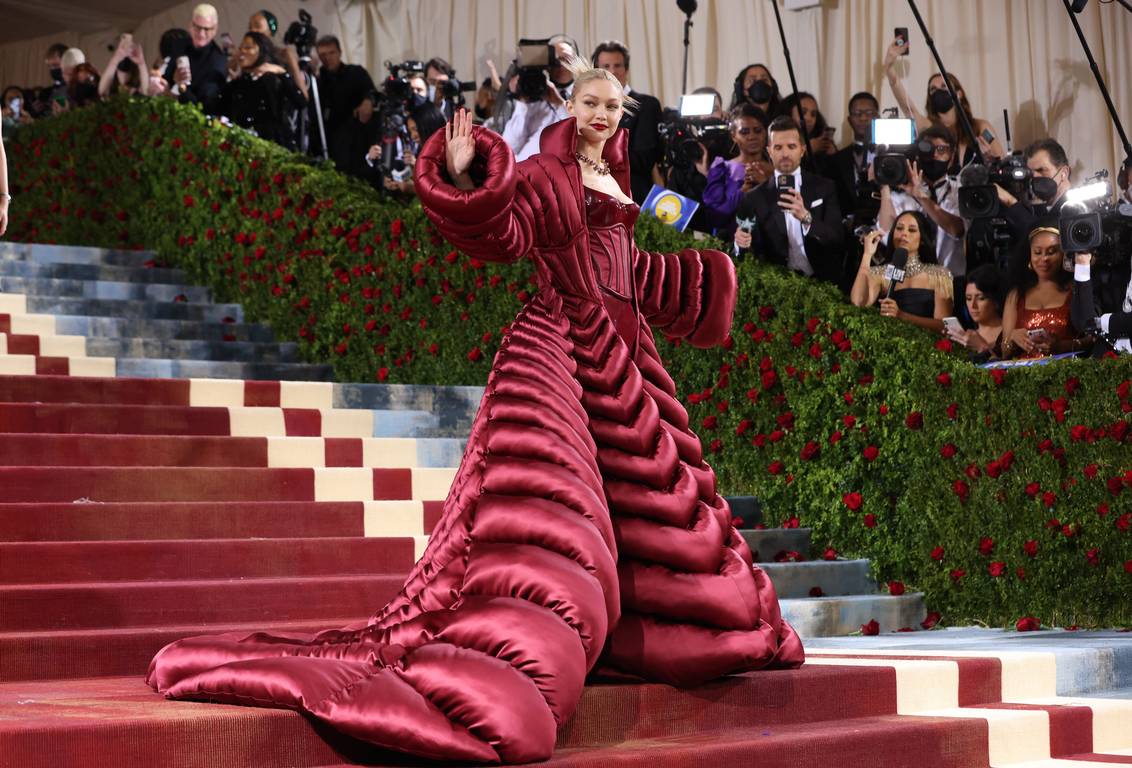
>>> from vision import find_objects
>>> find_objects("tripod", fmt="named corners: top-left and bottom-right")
top-left (298, 55), bottom-right (328, 161)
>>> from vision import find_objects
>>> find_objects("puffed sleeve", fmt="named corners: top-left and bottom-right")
top-left (633, 245), bottom-right (737, 348)
top-left (414, 124), bottom-right (537, 264)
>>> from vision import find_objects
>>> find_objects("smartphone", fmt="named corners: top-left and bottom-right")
top-left (1027, 328), bottom-right (1051, 344)
top-left (777, 174), bottom-right (794, 199)
top-left (176, 55), bottom-right (190, 71)
top-left (942, 317), bottom-right (964, 336)
top-left (823, 126), bottom-right (836, 139)
top-left (895, 27), bottom-right (909, 53)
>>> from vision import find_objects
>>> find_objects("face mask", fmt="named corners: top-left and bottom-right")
top-left (921, 158), bottom-right (950, 181)
top-left (410, 93), bottom-right (428, 110)
top-left (427, 85), bottom-right (436, 101)
top-left (929, 89), bottom-right (954, 114)
top-left (747, 80), bottom-right (773, 104)
top-left (474, 103), bottom-right (489, 120)
top-left (50, 67), bottom-right (63, 84)
top-left (74, 82), bottom-right (99, 103)
top-left (1032, 176), bottom-right (1059, 203)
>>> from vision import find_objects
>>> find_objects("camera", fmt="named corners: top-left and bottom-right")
top-left (380, 60), bottom-right (424, 103)
top-left (284, 10), bottom-right (317, 59)
top-left (957, 154), bottom-right (1048, 219)
top-left (514, 39), bottom-right (556, 101)
top-left (438, 77), bottom-right (476, 101)
top-left (1059, 171), bottom-right (1132, 263)
top-left (870, 117), bottom-right (923, 187)
top-left (658, 99), bottom-right (729, 172)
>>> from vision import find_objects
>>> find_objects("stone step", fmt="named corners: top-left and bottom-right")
top-left (781, 593), bottom-right (928, 637)
top-left (113, 357), bottom-right (333, 382)
top-left (761, 559), bottom-right (875, 599)
top-left (723, 495), bottom-right (763, 527)
top-left (52, 314), bottom-right (279, 343)
top-left (741, 527), bottom-right (813, 561)
top-left (0, 275), bottom-right (210, 303)
top-left (0, 242), bottom-right (157, 268)
top-left (0, 258), bottom-right (188, 285)
top-left (333, 382), bottom-right (483, 435)
top-left (84, 337), bottom-right (302, 364)
top-left (25, 296), bottom-right (244, 323)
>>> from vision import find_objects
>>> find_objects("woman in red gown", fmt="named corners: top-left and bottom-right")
top-left (147, 62), bottom-right (803, 764)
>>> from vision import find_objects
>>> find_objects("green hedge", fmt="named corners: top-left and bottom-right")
top-left (8, 97), bottom-right (1131, 629)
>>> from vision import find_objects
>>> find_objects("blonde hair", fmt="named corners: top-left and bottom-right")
top-left (563, 55), bottom-right (639, 112)
top-left (60, 48), bottom-right (85, 70)
top-left (192, 3), bottom-right (219, 22)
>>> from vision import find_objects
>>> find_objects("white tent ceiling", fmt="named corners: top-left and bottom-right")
top-left (0, 0), bottom-right (183, 45)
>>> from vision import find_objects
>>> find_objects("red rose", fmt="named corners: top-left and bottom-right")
top-left (990, 368), bottom-right (1007, 386)
top-left (879, 404), bottom-right (889, 415)
top-left (842, 414), bottom-right (857, 428)
top-left (1108, 477), bottom-right (1125, 496)
top-left (887, 581), bottom-right (906, 596)
top-left (823, 547), bottom-right (838, 561)
top-left (1016, 567), bottom-right (1026, 580)
top-left (777, 412), bottom-right (795, 430)
top-left (761, 369), bottom-right (778, 391)
top-left (1085, 548), bottom-right (1101, 566)
top-left (1124, 560), bottom-right (1132, 574)
top-left (1015, 616), bottom-right (1042, 632)
top-left (935, 338), bottom-right (954, 352)
top-left (1038, 396), bottom-right (1052, 412)
top-left (1065, 377), bottom-right (1081, 395)
top-left (930, 546), bottom-right (945, 561)
top-left (375, 367), bottom-right (389, 382)
top-left (905, 411), bottom-right (924, 430)
top-left (1070, 425), bottom-right (1090, 442)
top-left (1084, 464), bottom-right (1099, 479)
top-left (940, 443), bottom-right (958, 458)
top-left (985, 460), bottom-right (1002, 479)
top-left (1115, 513), bottom-right (1131, 531)
top-left (1023, 540), bottom-right (1038, 558)
top-left (809, 586), bottom-right (825, 597)
top-left (861, 619), bottom-right (880, 636)
top-left (842, 492), bottom-right (863, 510)
top-left (829, 430), bottom-right (843, 444)
top-left (862, 445), bottom-right (879, 462)
top-left (758, 305), bottom-right (775, 320)
top-left (946, 402), bottom-right (959, 420)
top-left (702, 415), bottom-right (718, 430)
top-left (800, 441), bottom-right (821, 461)
top-left (988, 561), bottom-right (1006, 577)
top-left (949, 568), bottom-right (966, 582)
top-left (768, 461), bottom-right (785, 475)
top-left (1097, 502), bottom-right (1109, 517)
top-left (735, 419), bottom-right (753, 436)
top-left (466, 346), bottom-right (483, 362)
top-left (1025, 482), bottom-right (1041, 498)
top-left (863, 513), bottom-right (877, 528)
top-left (709, 439), bottom-right (723, 453)
top-left (769, 429), bottom-right (785, 443)
top-left (937, 372), bottom-right (952, 387)
top-left (921, 611), bottom-right (941, 629)
top-left (953, 479), bottom-right (970, 502)
top-left (1042, 491), bottom-right (1057, 508)
top-left (978, 537), bottom-right (995, 556)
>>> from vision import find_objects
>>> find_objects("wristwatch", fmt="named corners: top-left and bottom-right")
top-left (800, 211), bottom-right (812, 226)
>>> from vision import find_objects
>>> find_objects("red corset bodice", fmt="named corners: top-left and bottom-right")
top-left (585, 187), bottom-right (641, 351)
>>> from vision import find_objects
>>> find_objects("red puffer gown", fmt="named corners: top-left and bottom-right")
top-left (146, 118), bottom-right (803, 764)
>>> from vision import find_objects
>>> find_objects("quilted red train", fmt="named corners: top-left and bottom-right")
top-left (146, 118), bottom-right (804, 764)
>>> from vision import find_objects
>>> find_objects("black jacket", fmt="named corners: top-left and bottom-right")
top-left (168, 41), bottom-right (228, 114)
top-left (620, 90), bottom-right (663, 203)
top-left (218, 72), bottom-right (306, 150)
top-left (316, 64), bottom-right (376, 140)
top-left (735, 170), bottom-right (845, 285)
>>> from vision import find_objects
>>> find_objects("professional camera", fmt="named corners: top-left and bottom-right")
top-left (1059, 171), bottom-right (1132, 260)
top-left (513, 38), bottom-right (557, 101)
top-left (438, 77), bottom-right (476, 101)
top-left (283, 10), bottom-right (317, 58)
top-left (658, 93), bottom-right (729, 172)
top-left (379, 60), bottom-right (425, 103)
top-left (869, 117), bottom-right (919, 187)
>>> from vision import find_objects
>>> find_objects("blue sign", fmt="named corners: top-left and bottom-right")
top-left (642, 185), bottom-right (700, 232)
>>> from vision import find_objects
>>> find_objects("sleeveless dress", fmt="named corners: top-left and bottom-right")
top-left (146, 119), bottom-right (803, 765)
top-left (1016, 289), bottom-right (1074, 359)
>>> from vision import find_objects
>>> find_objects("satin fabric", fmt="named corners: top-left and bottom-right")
top-left (146, 118), bottom-right (803, 764)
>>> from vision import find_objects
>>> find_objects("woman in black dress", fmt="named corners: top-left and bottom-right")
top-left (217, 32), bottom-right (305, 150)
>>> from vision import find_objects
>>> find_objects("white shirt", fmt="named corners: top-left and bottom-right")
top-left (773, 168), bottom-right (812, 276)
top-left (888, 175), bottom-right (964, 275)
top-left (500, 94), bottom-right (570, 162)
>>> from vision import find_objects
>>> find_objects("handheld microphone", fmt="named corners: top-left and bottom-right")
top-left (735, 215), bottom-right (757, 257)
top-left (884, 247), bottom-right (909, 299)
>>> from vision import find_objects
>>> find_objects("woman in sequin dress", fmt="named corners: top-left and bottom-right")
top-left (1001, 225), bottom-right (1088, 359)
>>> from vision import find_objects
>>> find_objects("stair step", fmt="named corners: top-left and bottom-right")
top-left (0, 574), bottom-right (403, 630)
top-left (0, 673), bottom-right (990, 768)
top-left (84, 337), bottom-right (302, 363)
top-left (0, 537), bottom-right (417, 584)
top-left (0, 501), bottom-right (372, 541)
top-left (781, 593), bottom-right (928, 637)
top-left (0, 275), bottom-right (211, 303)
top-left (114, 357), bottom-right (334, 381)
top-left (0, 433), bottom-right (464, 469)
top-left (760, 559), bottom-right (875, 598)
top-left (0, 466), bottom-right (447, 503)
top-left (0, 256), bottom-right (188, 284)
top-left (53, 314), bottom-right (279, 342)
top-left (0, 617), bottom-right (365, 681)
top-left (24, 295), bottom-right (244, 323)
top-left (0, 242), bottom-right (158, 268)
top-left (741, 527), bottom-right (813, 561)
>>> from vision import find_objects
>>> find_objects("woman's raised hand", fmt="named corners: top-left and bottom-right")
top-left (445, 108), bottom-right (475, 180)
top-left (861, 229), bottom-right (883, 262)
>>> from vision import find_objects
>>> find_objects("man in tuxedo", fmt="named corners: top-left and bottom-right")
top-left (734, 115), bottom-right (845, 286)
top-left (593, 40), bottom-right (662, 203)
top-left (829, 91), bottom-right (879, 221)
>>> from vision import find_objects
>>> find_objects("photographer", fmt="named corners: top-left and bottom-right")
top-left (1072, 251), bottom-right (1132, 355)
top-left (334, 91), bottom-right (382, 180)
top-left (500, 34), bottom-right (577, 161)
top-left (99, 34), bottom-right (149, 98)
top-left (423, 57), bottom-right (461, 118)
top-left (378, 101), bottom-right (447, 196)
top-left (878, 124), bottom-right (966, 276)
top-left (997, 138), bottom-right (1073, 237)
top-left (314, 35), bottom-right (376, 158)
top-left (730, 63), bottom-right (780, 116)
top-left (733, 115), bottom-right (843, 284)
top-left (592, 40), bottom-right (660, 203)
top-left (829, 92), bottom-right (879, 218)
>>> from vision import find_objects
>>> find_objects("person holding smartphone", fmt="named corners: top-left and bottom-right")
top-left (882, 34), bottom-right (1006, 170)
top-left (98, 34), bottom-right (149, 98)
top-left (1000, 224), bottom-right (1089, 358)
top-left (945, 264), bottom-right (1006, 360)
top-left (702, 103), bottom-right (772, 241)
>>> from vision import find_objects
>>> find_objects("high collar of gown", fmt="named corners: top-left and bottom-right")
top-left (539, 117), bottom-right (632, 200)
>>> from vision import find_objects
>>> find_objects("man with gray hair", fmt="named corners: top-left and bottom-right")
top-left (169, 3), bottom-right (228, 112)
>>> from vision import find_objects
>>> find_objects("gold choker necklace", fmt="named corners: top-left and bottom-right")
top-left (575, 152), bottom-right (610, 175)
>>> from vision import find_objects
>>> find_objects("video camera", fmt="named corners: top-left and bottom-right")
top-left (283, 10), bottom-right (317, 59)
top-left (513, 39), bottom-right (558, 101)
top-left (658, 93), bottom-right (729, 172)
top-left (1059, 171), bottom-right (1132, 264)
top-left (956, 154), bottom-right (1057, 220)
top-left (380, 60), bottom-right (425, 103)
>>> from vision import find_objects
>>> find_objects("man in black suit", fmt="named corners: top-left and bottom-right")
top-left (829, 91), bottom-right (880, 222)
top-left (593, 41), bottom-right (662, 203)
top-left (734, 115), bottom-right (845, 286)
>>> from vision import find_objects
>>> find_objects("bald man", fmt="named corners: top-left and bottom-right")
top-left (169, 3), bottom-right (228, 112)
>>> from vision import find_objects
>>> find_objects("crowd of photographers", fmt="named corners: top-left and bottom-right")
top-left (6, 10), bottom-right (1132, 361)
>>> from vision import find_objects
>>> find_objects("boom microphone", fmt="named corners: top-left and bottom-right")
top-left (885, 247), bottom-right (909, 299)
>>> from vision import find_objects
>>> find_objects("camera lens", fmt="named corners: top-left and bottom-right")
top-left (1071, 221), bottom-right (1095, 244)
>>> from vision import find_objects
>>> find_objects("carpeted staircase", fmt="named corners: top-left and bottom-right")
top-left (2, 241), bottom-right (1131, 767)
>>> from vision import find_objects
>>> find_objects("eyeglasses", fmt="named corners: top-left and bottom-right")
top-left (850, 109), bottom-right (878, 119)
top-left (927, 144), bottom-right (952, 156)
top-left (192, 22), bottom-right (216, 33)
